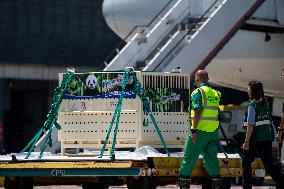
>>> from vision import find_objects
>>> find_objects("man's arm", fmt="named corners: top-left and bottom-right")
top-left (190, 89), bottom-right (202, 143)
top-left (191, 109), bottom-right (200, 143)
top-left (192, 109), bottom-right (201, 130)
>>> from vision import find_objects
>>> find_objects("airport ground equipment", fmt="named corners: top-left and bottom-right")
top-left (0, 154), bottom-right (266, 189)
top-left (0, 68), bottom-right (271, 189)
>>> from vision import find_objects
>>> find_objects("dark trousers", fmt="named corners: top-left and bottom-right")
top-left (242, 141), bottom-right (284, 189)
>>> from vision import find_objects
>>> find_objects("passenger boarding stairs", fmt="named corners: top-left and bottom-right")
top-left (103, 0), bottom-right (190, 71)
top-left (104, 0), bottom-right (265, 76)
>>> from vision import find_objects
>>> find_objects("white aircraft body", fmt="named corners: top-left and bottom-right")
top-left (102, 0), bottom-right (284, 117)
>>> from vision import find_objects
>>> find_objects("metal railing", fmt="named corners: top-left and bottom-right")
top-left (144, 0), bottom-right (225, 71)
top-left (99, 0), bottom-right (179, 70)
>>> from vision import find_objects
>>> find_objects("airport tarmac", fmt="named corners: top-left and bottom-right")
top-left (0, 185), bottom-right (276, 189)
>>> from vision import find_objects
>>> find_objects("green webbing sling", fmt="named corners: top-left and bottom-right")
top-left (132, 75), bottom-right (170, 156)
top-left (99, 71), bottom-right (130, 158)
top-left (100, 70), bottom-right (170, 158)
top-left (21, 69), bottom-right (75, 159)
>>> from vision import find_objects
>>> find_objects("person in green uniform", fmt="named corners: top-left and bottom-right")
top-left (242, 81), bottom-right (284, 189)
top-left (179, 70), bottom-right (221, 189)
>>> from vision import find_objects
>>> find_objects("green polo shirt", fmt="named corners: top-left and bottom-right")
top-left (191, 83), bottom-right (211, 111)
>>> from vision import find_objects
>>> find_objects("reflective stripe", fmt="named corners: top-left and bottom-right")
top-left (205, 106), bottom-right (219, 110)
top-left (199, 117), bottom-right (219, 121)
top-left (243, 120), bottom-right (271, 127)
top-left (199, 88), bottom-right (207, 107)
top-left (199, 88), bottom-right (219, 110)
top-left (256, 120), bottom-right (271, 126)
top-left (243, 122), bottom-right (249, 127)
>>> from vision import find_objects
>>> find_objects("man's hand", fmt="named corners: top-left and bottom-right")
top-left (276, 132), bottom-right (283, 143)
top-left (191, 133), bottom-right (197, 143)
top-left (242, 142), bottom-right (249, 151)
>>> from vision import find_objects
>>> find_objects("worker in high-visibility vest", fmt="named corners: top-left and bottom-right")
top-left (242, 81), bottom-right (284, 189)
top-left (179, 70), bottom-right (221, 189)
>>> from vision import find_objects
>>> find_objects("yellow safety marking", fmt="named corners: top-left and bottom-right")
top-left (0, 177), bottom-right (4, 187)
top-left (251, 158), bottom-right (264, 169)
top-left (0, 161), bottom-right (133, 169)
top-left (219, 158), bottom-right (241, 168)
top-left (153, 168), bottom-right (179, 176)
top-left (150, 168), bottom-right (244, 177)
top-left (192, 168), bottom-right (243, 177)
top-left (0, 158), bottom-right (264, 171)
top-left (152, 157), bottom-right (182, 168)
top-left (153, 157), bottom-right (229, 169)
top-left (152, 157), bottom-right (262, 169)
top-left (220, 168), bottom-right (243, 177)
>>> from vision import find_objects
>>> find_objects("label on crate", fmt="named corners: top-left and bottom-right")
top-left (65, 72), bottom-right (135, 97)
top-left (63, 72), bottom-right (189, 112)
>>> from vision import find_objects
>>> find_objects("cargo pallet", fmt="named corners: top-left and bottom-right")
top-left (0, 155), bottom-right (265, 189)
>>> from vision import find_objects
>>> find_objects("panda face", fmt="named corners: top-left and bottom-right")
top-left (86, 75), bottom-right (97, 89)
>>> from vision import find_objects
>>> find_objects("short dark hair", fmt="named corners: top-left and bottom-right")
top-left (248, 81), bottom-right (266, 104)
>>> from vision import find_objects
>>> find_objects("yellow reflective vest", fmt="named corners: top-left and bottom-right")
top-left (191, 85), bottom-right (221, 132)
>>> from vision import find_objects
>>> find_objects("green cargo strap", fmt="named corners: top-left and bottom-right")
top-left (21, 68), bottom-right (75, 159)
top-left (132, 75), bottom-right (170, 157)
top-left (99, 71), bottom-right (130, 158)
top-left (100, 70), bottom-right (170, 158)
